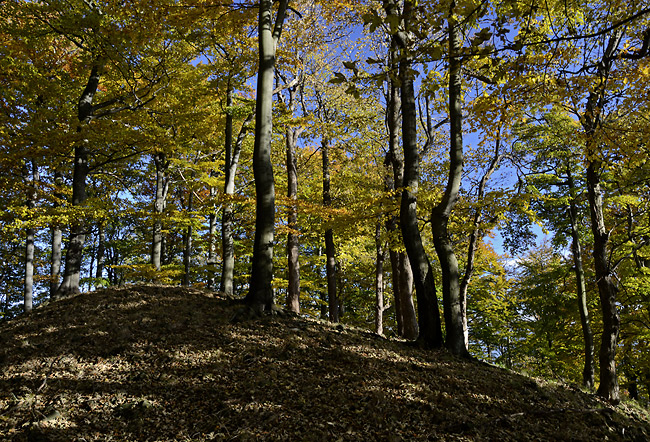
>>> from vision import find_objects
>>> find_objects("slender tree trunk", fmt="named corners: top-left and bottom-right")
top-left (431, 7), bottom-right (468, 357)
top-left (588, 158), bottom-right (620, 403)
top-left (50, 171), bottom-right (63, 297)
top-left (221, 100), bottom-right (253, 296)
top-left (583, 31), bottom-right (622, 404)
top-left (375, 223), bottom-right (386, 335)
top-left (284, 83), bottom-right (302, 314)
top-left (207, 198), bottom-right (217, 289)
top-left (396, 18), bottom-right (443, 347)
top-left (23, 160), bottom-right (38, 313)
top-left (567, 169), bottom-right (595, 390)
top-left (389, 251), bottom-right (404, 335)
top-left (56, 63), bottom-right (102, 298)
top-left (286, 125), bottom-right (300, 313)
top-left (322, 137), bottom-right (339, 323)
top-left (56, 145), bottom-right (89, 298)
top-left (384, 53), bottom-right (419, 340)
top-left (182, 192), bottom-right (193, 286)
top-left (221, 85), bottom-right (235, 295)
top-left (151, 152), bottom-right (169, 271)
top-left (459, 137), bottom-right (503, 347)
top-left (398, 253), bottom-right (417, 339)
top-left (96, 223), bottom-right (105, 280)
top-left (245, 0), bottom-right (289, 313)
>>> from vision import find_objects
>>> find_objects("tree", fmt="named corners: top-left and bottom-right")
top-left (384, 0), bottom-right (444, 348)
top-left (244, 0), bottom-right (290, 313)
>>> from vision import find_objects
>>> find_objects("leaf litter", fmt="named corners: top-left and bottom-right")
top-left (1, 285), bottom-right (649, 441)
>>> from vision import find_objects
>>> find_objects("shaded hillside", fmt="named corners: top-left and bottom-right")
top-left (1, 285), bottom-right (649, 441)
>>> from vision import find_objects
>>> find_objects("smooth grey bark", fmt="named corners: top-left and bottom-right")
top-left (283, 82), bottom-right (303, 314)
top-left (567, 169), bottom-right (595, 389)
top-left (23, 160), bottom-right (39, 313)
top-left (221, 86), bottom-right (235, 294)
top-left (582, 31), bottom-right (622, 404)
top-left (55, 144), bottom-right (89, 298)
top-left (322, 137), bottom-right (339, 323)
top-left (374, 223), bottom-right (386, 335)
top-left (245, 0), bottom-right (290, 312)
top-left (430, 8), bottom-right (468, 357)
top-left (96, 223), bottom-right (105, 280)
top-left (285, 126), bottom-right (300, 313)
top-left (50, 171), bottom-right (63, 297)
top-left (207, 191), bottom-right (218, 289)
top-left (384, 48), bottom-right (418, 340)
top-left (151, 152), bottom-right (169, 271)
top-left (386, 0), bottom-right (443, 348)
top-left (56, 63), bottom-right (105, 298)
top-left (221, 94), bottom-right (254, 296)
top-left (459, 137), bottom-right (503, 346)
top-left (182, 192), bottom-right (193, 286)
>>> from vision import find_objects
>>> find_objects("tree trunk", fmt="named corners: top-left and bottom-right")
top-left (459, 137), bottom-right (503, 347)
top-left (221, 100), bottom-right (253, 296)
top-left (221, 85), bottom-right (235, 295)
top-left (286, 125), bottom-right (300, 313)
top-left (322, 137), bottom-right (339, 323)
top-left (397, 29), bottom-right (443, 348)
top-left (245, 0), bottom-right (289, 313)
top-left (284, 84), bottom-right (302, 314)
top-left (182, 192), bottom-right (193, 286)
top-left (23, 160), bottom-right (38, 313)
top-left (56, 63), bottom-right (102, 299)
top-left (207, 200), bottom-right (217, 289)
top-left (384, 52), bottom-right (419, 340)
top-left (567, 169), bottom-right (595, 390)
top-left (151, 152), bottom-right (169, 271)
top-left (50, 171), bottom-right (63, 298)
top-left (96, 223), bottom-right (105, 280)
top-left (55, 145), bottom-right (89, 298)
top-left (431, 7), bottom-right (468, 357)
top-left (588, 159), bottom-right (620, 403)
top-left (375, 223), bottom-right (386, 335)
top-left (583, 31), bottom-right (622, 404)
top-left (398, 253), bottom-right (418, 339)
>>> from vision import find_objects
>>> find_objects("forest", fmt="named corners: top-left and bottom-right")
top-left (1, 0), bottom-right (649, 408)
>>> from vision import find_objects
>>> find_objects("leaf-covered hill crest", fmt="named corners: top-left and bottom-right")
top-left (1, 285), bottom-right (649, 441)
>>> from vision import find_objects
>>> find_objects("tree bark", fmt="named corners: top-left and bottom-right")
top-left (151, 152), bottom-right (169, 271)
top-left (583, 30), bottom-right (622, 404)
top-left (397, 22), bottom-right (443, 347)
top-left (50, 171), bottom-right (63, 298)
top-left (182, 192), bottom-right (193, 286)
top-left (384, 50), bottom-right (418, 340)
top-left (96, 223), bottom-right (105, 280)
top-left (207, 195), bottom-right (218, 289)
top-left (375, 223), bottom-right (386, 335)
top-left (382, 0), bottom-right (441, 346)
top-left (285, 85), bottom-right (301, 314)
top-left (56, 63), bottom-right (103, 298)
top-left (567, 169), bottom-right (595, 390)
top-left (459, 137), bottom-right (503, 347)
top-left (245, 0), bottom-right (289, 313)
top-left (23, 160), bottom-right (38, 313)
top-left (221, 99), bottom-right (253, 296)
top-left (322, 137), bottom-right (339, 323)
top-left (431, 7), bottom-right (468, 357)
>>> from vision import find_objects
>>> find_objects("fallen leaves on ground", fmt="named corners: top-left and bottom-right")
top-left (1, 285), bottom-right (648, 441)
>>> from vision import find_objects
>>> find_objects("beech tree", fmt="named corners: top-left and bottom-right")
top-left (244, 0), bottom-right (290, 313)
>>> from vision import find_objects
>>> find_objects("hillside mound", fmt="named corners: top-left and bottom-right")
top-left (1, 285), bottom-right (649, 441)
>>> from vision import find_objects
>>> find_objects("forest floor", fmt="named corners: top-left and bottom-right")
top-left (1, 285), bottom-right (649, 441)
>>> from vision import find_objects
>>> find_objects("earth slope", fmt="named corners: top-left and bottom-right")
top-left (1, 285), bottom-right (649, 441)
